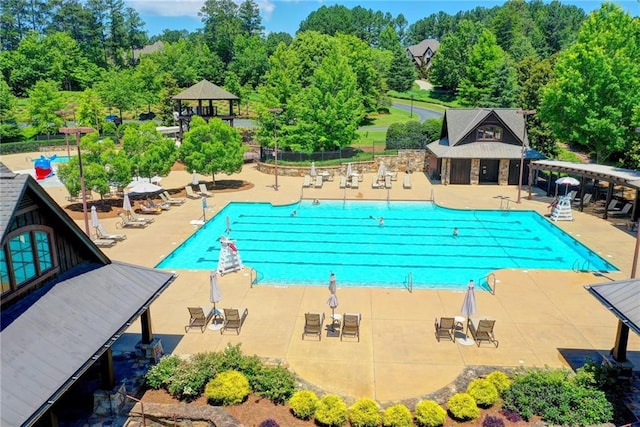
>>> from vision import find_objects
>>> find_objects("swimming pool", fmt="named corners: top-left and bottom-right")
top-left (156, 200), bottom-right (617, 290)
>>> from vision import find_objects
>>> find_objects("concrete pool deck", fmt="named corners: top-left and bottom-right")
top-left (2, 151), bottom-right (639, 403)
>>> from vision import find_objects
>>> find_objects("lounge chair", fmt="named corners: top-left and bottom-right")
top-left (147, 197), bottom-right (170, 210)
top-left (434, 317), bottom-right (455, 342)
top-left (314, 175), bottom-right (323, 188)
top-left (136, 202), bottom-right (162, 214)
top-left (160, 191), bottom-right (186, 205)
top-left (468, 318), bottom-right (499, 347)
top-left (117, 212), bottom-right (148, 228)
top-left (302, 175), bottom-right (312, 188)
top-left (350, 175), bottom-right (359, 189)
top-left (610, 202), bottom-right (632, 217)
top-left (126, 209), bottom-right (155, 224)
top-left (199, 183), bottom-right (213, 197)
top-left (341, 312), bottom-right (361, 342)
top-left (572, 193), bottom-right (592, 207)
top-left (96, 223), bottom-right (126, 241)
top-left (185, 186), bottom-right (201, 199)
top-left (384, 175), bottom-right (392, 189)
top-left (594, 200), bottom-right (619, 213)
top-left (403, 174), bottom-right (412, 189)
top-left (221, 308), bottom-right (249, 335)
top-left (372, 179), bottom-right (383, 189)
top-left (339, 176), bottom-right (347, 189)
top-left (185, 307), bottom-right (214, 333)
top-left (92, 237), bottom-right (116, 248)
top-left (302, 312), bottom-right (325, 341)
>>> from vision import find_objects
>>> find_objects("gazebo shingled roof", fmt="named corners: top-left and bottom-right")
top-left (172, 79), bottom-right (239, 101)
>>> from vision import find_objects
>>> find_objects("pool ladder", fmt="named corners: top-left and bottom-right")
top-left (486, 273), bottom-right (497, 295)
top-left (250, 269), bottom-right (263, 287)
top-left (572, 259), bottom-right (591, 272)
top-left (405, 272), bottom-right (413, 293)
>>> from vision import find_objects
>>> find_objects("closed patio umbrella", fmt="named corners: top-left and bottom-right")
top-left (192, 170), bottom-right (199, 186)
top-left (346, 163), bottom-right (353, 177)
top-left (90, 205), bottom-right (99, 231)
top-left (459, 280), bottom-right (477, 345)
top-left (310, 162), bottom-right (317, 177)
top-left (209, 270), bottom-right (223, 329)
top-left (377, 162), bottom-right (386, 179)
top-left (123, 193), bottom-right (133, 213)
top-left (327, 272), bottom-right (339, 332)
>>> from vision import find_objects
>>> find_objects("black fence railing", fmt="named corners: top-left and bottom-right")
top-left (260, 147), bottom-right (359, 163)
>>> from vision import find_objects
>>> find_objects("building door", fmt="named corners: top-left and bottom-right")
top-left (479, 159), bottom-right (499, 183)
top-left (450, 159), bottom-right (471, 184)
top-left (508, 160), bottom-right (529, 185)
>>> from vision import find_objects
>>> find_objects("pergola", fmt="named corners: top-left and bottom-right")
top-left (172, 79), bottom-right (240, 140)
top-left (528, 160), bottom-right (640, 220)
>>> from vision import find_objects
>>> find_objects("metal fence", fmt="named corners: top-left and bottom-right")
top-left (260, 147), bottom-right (360, 163)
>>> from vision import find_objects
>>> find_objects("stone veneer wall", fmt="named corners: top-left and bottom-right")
top-left (498, 159), bottom-right (510, 185)
top-left (255, 150), bottom-right (428, 177)
top-left (470, 159), bottom-right (480, 185)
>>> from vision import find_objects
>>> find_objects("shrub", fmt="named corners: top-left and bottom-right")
top-left (144, 355), bottom-right (185, 389)
top-left (253, 364), bottom-right (296, 404)
top-left (500, 408), bottom-right (522, 422)
top-left (314, 394), bottom-right (347, 426)
top-left (447, 393), bottom-right (480, 421)
top-left (348, 398), bottom-right (381, 427)
top-left (204, 370), bottom-right (251, 406)
top-left (486, 371), bottom-right (511, 395)
top-left (414, 400), bottom-right (447, 427)
top-left (258, 419), bottom-right (279, 427)
top-left (467, 378), bottom-right (499, 407)
top-left (482, 415), bottom-right (505, 427)
top-left (167, 360), bottom-right (213, 401)
top-left (215, 344), bottom-right (265, 386)
top-left (382, 404), bottom-right (412, 427)
top-left (502, 367), bottom-right (613, 425)
top-left (289, 390), bottom-right (319, 420)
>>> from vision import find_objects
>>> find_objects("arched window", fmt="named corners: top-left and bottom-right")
top-left (476, 126), bottom-right (502, 141)
top-left (1, 227), bottom-right (56, 297)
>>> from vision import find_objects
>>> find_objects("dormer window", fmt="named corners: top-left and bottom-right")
top-left (1, 227), bottom-right (56, 296)
top-left (477, 125), bottom-right (502, 141)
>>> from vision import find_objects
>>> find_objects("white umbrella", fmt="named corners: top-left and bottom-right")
top-left (192, 170), bottom-right (199, 186)
top-left (346, 163), bottom-right (353, 177)
top-left (310, 162), bottom-right (317, 177)
top-left (90, 205), bottom-right (99, 229)
top-left (327, 272), bottom-right (339, 332)
top-left (459, 280), bottom-right (477, 345)
top-left (123, 193), bottom-right (133, 213)
top-left (126, 176), bottom-right (162, 187)
top-left (128, 182), bottom-right (163, 196)
top-left (555, 176), bottom-right (580, 195)
top-left (208, 270), bottom-right (223, 330)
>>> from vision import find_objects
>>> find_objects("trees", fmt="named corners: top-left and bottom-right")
top-left (386, 43), bottom-right (416, 92)
top-left (27, 80), bottom-right (63, 135)
top-left (179, 116), bottom-right (244, 183)
top-left (540, 3), bottom-right (640, 164)
top-left (122, 122), bottom-right (177, 179)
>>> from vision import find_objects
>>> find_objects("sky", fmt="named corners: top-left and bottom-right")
top-left (127, 0), bottom-right (640, 37)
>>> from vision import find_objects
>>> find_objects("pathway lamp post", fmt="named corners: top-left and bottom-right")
top-left (268, 108), bottom-right (283, 191)
top-left (515, 109), bottom-right (536, 203)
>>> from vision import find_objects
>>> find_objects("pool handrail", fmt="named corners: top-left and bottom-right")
top-left (486, 273), bottom-right (496, 295)
top-left (405, 272), bottom-right (413, 293)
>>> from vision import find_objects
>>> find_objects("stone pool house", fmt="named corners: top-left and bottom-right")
top-left (0, 163), bottom-right (175, 426)
top-left (426, 108), bottom-right (546, 185)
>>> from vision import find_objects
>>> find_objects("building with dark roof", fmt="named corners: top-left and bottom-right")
top-left (406, 39), bottom-right (440, 74)
top-left (426, 108), bottom-right (546, 185)
top-left (0, 163), bottom-right (175, 426)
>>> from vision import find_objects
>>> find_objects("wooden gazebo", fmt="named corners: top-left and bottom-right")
top-left (172, 79), bottom-right (240, 139)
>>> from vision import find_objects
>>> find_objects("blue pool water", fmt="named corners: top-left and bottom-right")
top-left (32, 156), bottom-right (70, 164)
top-left (156, 200), bottom-right (617, 290)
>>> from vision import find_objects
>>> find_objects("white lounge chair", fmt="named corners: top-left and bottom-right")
top-left (594, 200), bottom-right (619, 213)
top-left (350, 175), bottom-right (359, 189)
top-left (339, 176), bottom-right (347, 189)
top-left (403, 174), bottom-right (412, 189)
top-left (161, 191), bottom-right (186, 205)
top-left (185, 186), bottom-right (201, 199)
top-left (96, 223), bottom-right (126, 241)
top-left (92, 237), bottom-right (116, 248)
top-left (302, 175), bottom-right (312, 188)
top-left (572, 193), bottom-right (592, 206)
top-left (384, 175), bottom-right (392, 189)
top-left (372, 179), bottom-right (383, 189)
top-left (314, 175), bottom-right (323, 188)
top-left (116, 212), bottom-right (148, 229)
top-left (199, 183), bottom-right (213, 197)
top-left (610, 203), bottom-right (632, 217)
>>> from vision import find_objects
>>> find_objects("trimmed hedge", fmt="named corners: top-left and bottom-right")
top-left (447, 393), bottom-right (480, 421)
top-left (288, 390), bottom-right (319, 420)
top-left (414, 400), bottom-right (447, 427)
top-left (204, 370), bottom-right (251, 406)
top-left (348, 398), bottom-right (381, 427)
top-left (486, 371), bottom-right (511, 395)
top-left (382, 404), bottom-right (413, 427)
top-left (467, 378), bottom-right (499, 407)
top-left (314, 394), bottom-right (347, 426)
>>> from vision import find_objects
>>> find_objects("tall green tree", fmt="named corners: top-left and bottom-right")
top-left (97, 68), bottom-right (138, 118)
top-left (237, 0), bottom-right (263, 36)
top-left (485, 57), bottom-right (519, 108)
top-left (540, 3), bottom-right (640, 163)
top-left (135, 56), bottom-right (163, 113)
top-left (199, 0), bottom-right (241, 64)
top-left (0, 77), bottom-right (21, 141)
top-left (122, 122), bottom-right (177, 179)
top-left (458, 29), bottom-right (506, 107)
top-left (386, 43), bottom-right (416, 92)
top-left (228, 34), bottom-right (268, 88)
top-left (179, 116), bottom-right (244, 183)
top-left (27, 79), bottom-right (63, 135)
top-left (124, 7), bottom-right (148, 65)
top-left (76, 88), bottom-right (104, 130)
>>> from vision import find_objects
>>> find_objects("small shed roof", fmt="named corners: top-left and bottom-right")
top-left (531, 160), bottom-right (640, 189)
top-left (585, 278), bottom-right (640, 336)
top-left (172, 79), bottom-right (239, 101)
top-left (0, 262), bottom-right (175, 426)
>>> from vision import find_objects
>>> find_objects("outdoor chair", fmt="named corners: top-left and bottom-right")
top-left (341, 312), bottom-right (361, 342)
top-left (572, 193), bottom-right (592, 207)
top-left (221, 308), bottom-right (249, 335)
top-left (185, 186), bottom-right (202, 199)
top-left (372, 178), bottom-right (383, 189)
top-left (147, 197), bottom-right (170, 210)
top-left (468, 318), bottom-right (499, 347)
top-left (314, 175), bottom-right (323, 188)
top-left (609, 202), bottom-right (632, 217)
top-left (185, 307), bottom-right (215, 333)
top-left (403, 174), bottom-right (412, 189)
top-left (384, 175), bottom-right (392, 189)
top-left (434, 317), bottom-right (455, 342)
top-left (92, 237), bottom-right (116, 248)
top-left (160, 191), bottom-right (185, 205)
top-left (96, 223), bottom-right (126, 241)
top-left (350, 175), bottom-right (359, 189)
top-left (199, 183), bottom-right (213, 197)
top-left (302, 175), bottom-right (312, 188)
top-left (116, 212), bottom-right (148, 229)
top-left (302, 312), bottom-right (325, 341)
top-left (339, 176), bottom-right (347, 189)
top-left (136, 201), bottom-right (162, 214)
top-left (594, 200), bottom-right (619, 213)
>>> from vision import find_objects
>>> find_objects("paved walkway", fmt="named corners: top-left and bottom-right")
top-left (2, 152), bottom-right (638, 404)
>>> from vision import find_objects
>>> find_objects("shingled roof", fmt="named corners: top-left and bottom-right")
top-left (586, 279), bottom-right (640, 336)
top-left (407, 39), bottom-right (440, 57)
top-left (172, 79), bottom-right (239, 101)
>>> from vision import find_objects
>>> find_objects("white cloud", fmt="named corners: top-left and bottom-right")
top-left (126, 0), bottom-right (205, 17)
